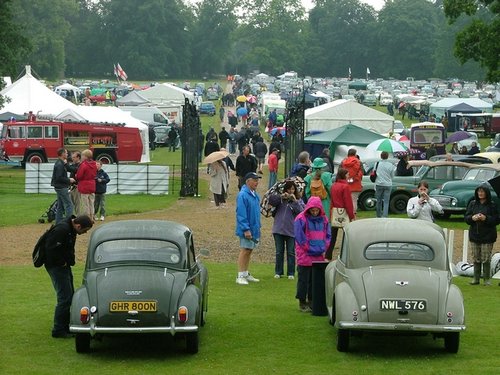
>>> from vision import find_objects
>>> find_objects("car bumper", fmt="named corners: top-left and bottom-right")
top-left (70, 320), bottom-right (198, 336)
top-left (338, 321), bottom-right (466, 332)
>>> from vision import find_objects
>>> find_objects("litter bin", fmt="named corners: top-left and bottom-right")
top-left (311, 260), bottom-right (328, 316)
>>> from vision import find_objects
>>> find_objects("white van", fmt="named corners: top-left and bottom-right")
top-left (119, 106), bottom-right (169, 126)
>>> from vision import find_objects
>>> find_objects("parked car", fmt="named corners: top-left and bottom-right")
top-left (379, 94), bottom-right (393, 106)
top-left (363, 94), bottom-right (378, 106)
top-left (358, 160), bottom-right (475, 214)
top-left (69, 220), bottom-right (209, 354)
top-left (430, 164), bottom-right (500, 217)
top-left (199, 101), bottom-right (216, 116)
top-left (326, 218), bottom-right (466, 352)
top-left (153, 125), bottom-right (172, 147)
top-left (393, 120), bottom-right (406, 135)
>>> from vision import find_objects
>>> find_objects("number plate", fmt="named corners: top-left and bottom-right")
top-left (109, 301), bottom-right (157, 312)
top-left (379, 299), bottom-right (426, 311)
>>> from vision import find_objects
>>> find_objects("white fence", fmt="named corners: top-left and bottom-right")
top-left (25, 163), bottom-right (170, 195)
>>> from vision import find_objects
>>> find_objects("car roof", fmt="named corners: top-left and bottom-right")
top-left (408, 160), bottom-right (477, 168)
top-left (88, 220), bottom-right (191, 253)
top-left (467, 163), bottom-right (500, 171)
top-left (471, 152), bottom-right (500, 164)
top-left (343, 218), bottom-right (447, 269)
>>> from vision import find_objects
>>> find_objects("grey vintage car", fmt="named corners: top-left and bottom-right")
top-left (69, 220), bottom-right (209, 354)
top-left (325, 218), bottom-right (465, 353)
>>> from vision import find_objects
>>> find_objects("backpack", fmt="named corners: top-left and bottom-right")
top-left (369, 162), bottom-right (379, 183)
top-left (310, 178), bottom-right (327, 200)
top-left (260, 183), bottom-right (281, 218)
top-left (32, 225), bottom-right (55, 268)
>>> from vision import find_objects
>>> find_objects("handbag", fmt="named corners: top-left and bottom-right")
top-left (369, 162), bottom-right (378, 183)
top-left (331, 207), bottom-right (350, 228)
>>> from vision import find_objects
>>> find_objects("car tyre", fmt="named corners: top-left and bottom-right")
top-left (75, 333), bottom-right (91, 353)
top-left (389, 193), bottom-right (409, 214)
top-left (444, 332), bottom-right (459, 353)
top-left (186, 332), bottom-right (199, 354)
top-left (337, 329), bottom-right (350, 352)
top-left (359, 191), bottom-right (376, 211)
top-left (26, 151), bottom-right (45, 164)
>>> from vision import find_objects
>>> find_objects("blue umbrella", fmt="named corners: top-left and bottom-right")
top-left (236, 107), bottom-right (248, 117)
top-left (270, 127), bottom-right (286, 137)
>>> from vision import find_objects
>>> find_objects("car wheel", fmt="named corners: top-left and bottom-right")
top-left (329, 297), bottom-right (336, 326)
top-left (75, 333), bottom-right (91, 353)
top-left (389, 193), bottom-right (409, 214)
top-left (95, 153), bottom-right (114, 164)
top-left (186, 332), bottom-right (199, 354)
top-left (359, 191), bottom-right (376, 211)
top-left (434, 211), bottom-right (451, 219)
top-left (337, 329), bottom-right (350, 352)
top-left (444, 332), bottom-right (459, 353)
top-left (26, 152), bottom-right (45, 164)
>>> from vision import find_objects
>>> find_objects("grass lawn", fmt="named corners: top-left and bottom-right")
top-left (0, 263), bottom-right (499, 374)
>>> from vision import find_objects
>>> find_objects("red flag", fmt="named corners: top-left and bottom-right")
top-left (117, 63), bottom-right (128, 81)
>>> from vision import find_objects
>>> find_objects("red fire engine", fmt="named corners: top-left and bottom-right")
top-left (0, 117), bottom-right (143, 165)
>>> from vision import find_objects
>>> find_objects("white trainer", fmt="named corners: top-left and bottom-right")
top-left (274, 274), bottom-right (281, 279)
top-left (100, 216), bottom-right (105, 221)
top-left (236, 276), bottom-right (249, 285)
top-left (246, 274), bottom-right (260, 282)
top-left (288, 275), bottom-right (295, 280)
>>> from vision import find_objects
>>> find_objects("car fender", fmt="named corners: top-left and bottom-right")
top-left (334, 281), bottom-right (360, 327)
top-left (70, 286), bottom-right (90, 325)
top-left (177, 284), bottom-right (202, 325)
top-left (443, 284), bottom-right (465, 325)
top-left (325, 260), bottom-right (337, 314)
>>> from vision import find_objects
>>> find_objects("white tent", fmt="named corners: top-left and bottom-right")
top-left (0, 66), bottom-right (77, 117)
top-left (305, 99), bottom-right (394, 134)
top-left (54, 83), bottom-right (81, 102)
top-left (430, 98), bottom-right (493, 119)
top-left (140, 82), bottom-right (194, 105)
top-left (54, 106), bottom-right (150, 163)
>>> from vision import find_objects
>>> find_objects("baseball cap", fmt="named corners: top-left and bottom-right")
top-left (244, 172), bottom-right (262, 181)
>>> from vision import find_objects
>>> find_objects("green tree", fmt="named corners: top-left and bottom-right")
top-left (443, 0), bottom-right (500, 82)
top-left (0, 0), bottom-right (31, 110)
top-left (307, 0), bottom-right (377, 78)
top-left (236, 0), bottom-right (308, 75)
top-left (190, 0), bottom-right (238, 77)
top-left (10, 0), bottom-right (77, 80)
top-left (376, 0), bottom-right (441, 80)
top-left (100, 0), bottom-right (192, 79)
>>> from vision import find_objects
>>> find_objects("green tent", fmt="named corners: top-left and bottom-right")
top-left (304, 123), bottom-right (385, 158)
top-left (348, 81), bottom-right (367, 90)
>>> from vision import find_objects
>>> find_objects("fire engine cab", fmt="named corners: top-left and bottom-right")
top-left (0, 117), bottom-right (143, 165)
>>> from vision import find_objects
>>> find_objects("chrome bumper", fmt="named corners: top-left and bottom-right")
top-left (338, 321), bottom-right (466, 332)
top-left (70, 319), bottom-right (198, 336)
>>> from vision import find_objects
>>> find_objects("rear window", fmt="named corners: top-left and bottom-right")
top-left (364, 242), bottom-right (434, 261)
top-left (94, 239), bottom-right (181, 264)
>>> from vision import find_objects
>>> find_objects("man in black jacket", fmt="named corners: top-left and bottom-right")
top-left (45, 214), bottom-right (93, 338)
top-left (51, 148), bottom-right (75, 223)
top-left (236, 145), bottom-right (257, 189)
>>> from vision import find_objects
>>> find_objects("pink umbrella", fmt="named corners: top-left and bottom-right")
top-left (247, 95), bottom-right (257, 104)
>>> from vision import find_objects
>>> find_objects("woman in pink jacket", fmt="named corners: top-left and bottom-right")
top-left (76, 149), bottom-right (97, 221)
top-left (294, 196), bottom-right (331, 312)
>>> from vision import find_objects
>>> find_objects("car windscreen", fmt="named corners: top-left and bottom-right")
top-left (94, 239), bottom-right (182, 265)
top-left (364, 242), bottom-right (434, 261)
top-left (463, 168), bottom-right (497, 182)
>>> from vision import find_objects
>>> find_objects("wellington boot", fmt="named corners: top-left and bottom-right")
top-left (483, 261), bottom-right (491, 286)
top-left (469, 262), bottom-right (481, 285)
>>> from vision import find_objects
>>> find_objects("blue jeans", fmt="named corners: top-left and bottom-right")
top-left (229, 142), bottom-right (236, 154)
top-left (269, 171), bottom-right (277, 189)
top-left (46, 265), bottom-right (74, 335)
top-left (375, 185), bottom-right (391, 218)
top-left (273, 234), bottom-right (295, 276)
top-left (55, 187), bottom-right (73, 224)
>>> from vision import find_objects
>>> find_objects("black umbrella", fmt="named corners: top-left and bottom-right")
top-left (487, 175), bottom-right (500, 197)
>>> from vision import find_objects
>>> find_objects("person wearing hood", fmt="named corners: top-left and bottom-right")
top-left (464, 185), bottom-right (499, 286)
top-left (294, 196), bottom-right (331, 312)
top-left (340, 148), bottom-right (363, 213)
top-left (304, 158), bottom-right (333, 219)
top-left (76, 149), bottom-right (97, 221)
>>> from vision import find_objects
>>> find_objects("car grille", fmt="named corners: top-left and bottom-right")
top-left (432, 195), bottom-right (454, 207)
